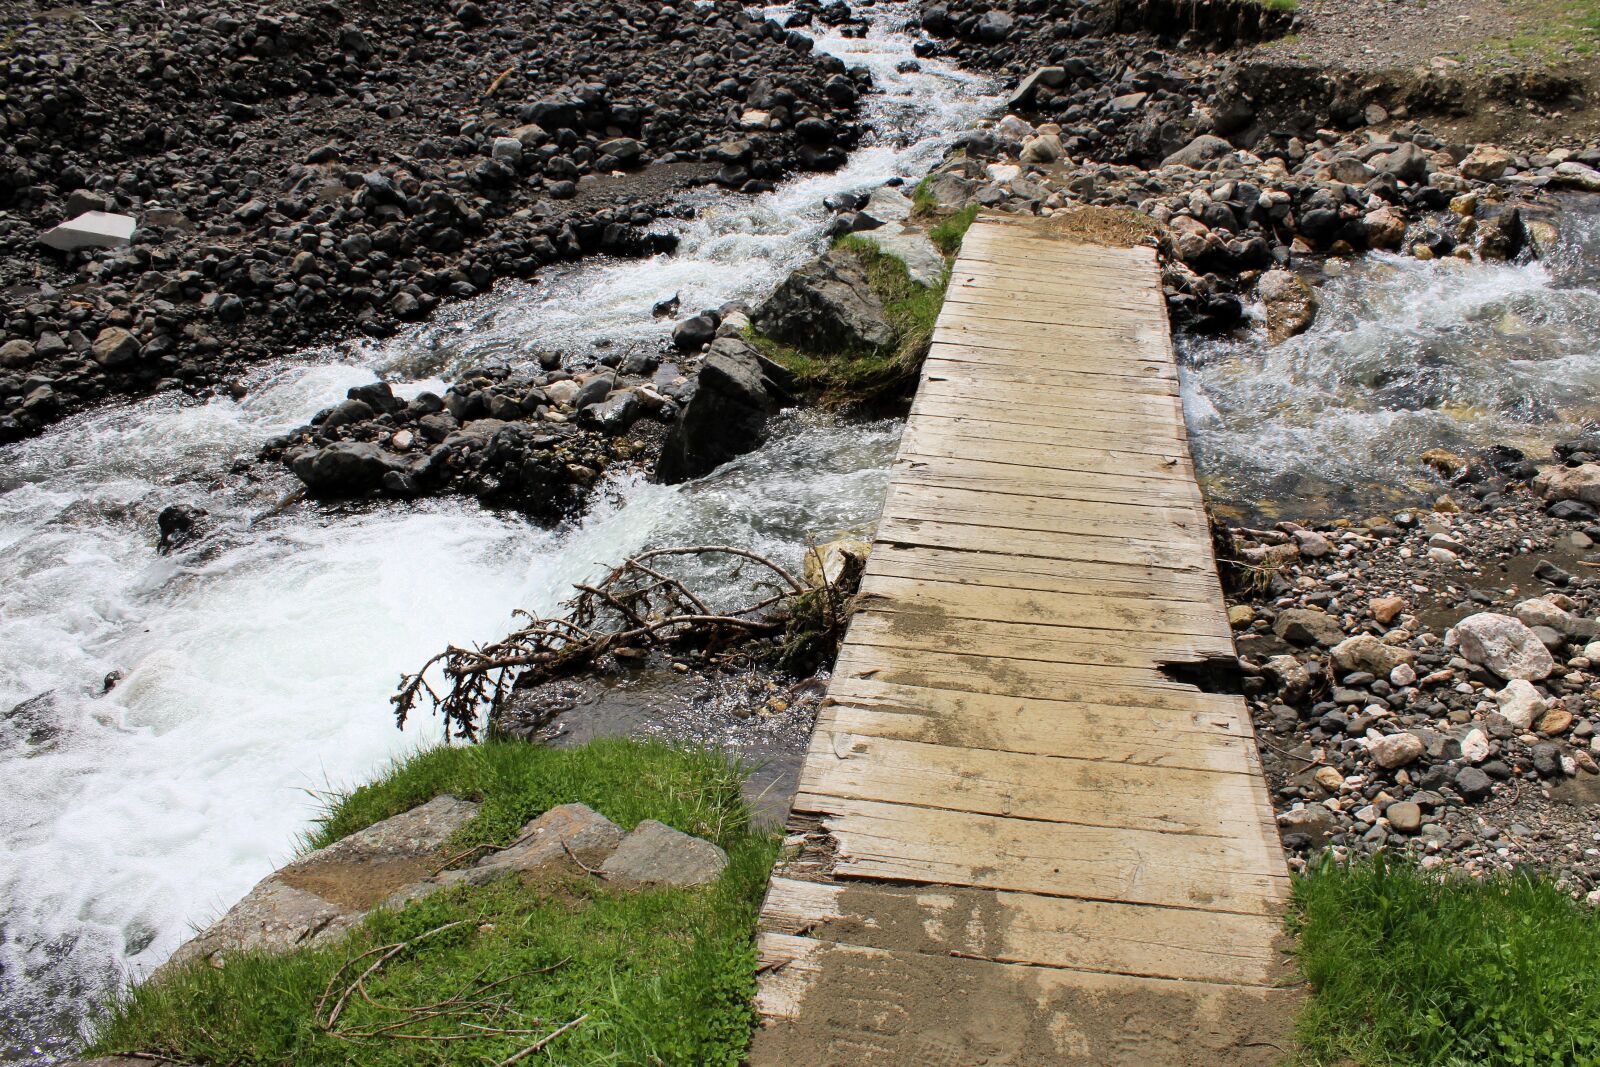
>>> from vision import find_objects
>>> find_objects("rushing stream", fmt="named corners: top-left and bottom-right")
top-left (0, 8), bottom-right (995, 1062)
top-left (1183, 203), bottom-right (1600, 519)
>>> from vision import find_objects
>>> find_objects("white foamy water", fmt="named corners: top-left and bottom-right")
top-left (1181, 205), bottom-right (1600, 517)
top-left (0, 8), bottom-right (987, 1062)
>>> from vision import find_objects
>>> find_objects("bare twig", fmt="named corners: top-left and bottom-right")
top-left (562, 841), bottom-right (605, 877)
top-left (498, 1014), bottom-right (589, 1065)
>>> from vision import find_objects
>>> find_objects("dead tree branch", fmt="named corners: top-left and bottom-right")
top-left (393, 545), bottom-right (831, 741)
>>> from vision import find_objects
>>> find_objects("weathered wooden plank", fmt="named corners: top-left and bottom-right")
top-left (890, 468), bottom-right (1203, 511)
top-left (923, 352), bottom-right (1179, 391)
top-left (797, 732), bottom-right (1270, 837)
top-left (831, 644), bottom-right (1233, 704)
top-left (910, 390), bottom-right (1187, 429)
top-left (875, 515), bottom-right (1214, 574)
top-left (867, 542), bottom-right (1219, 597)
top-left (898, 425), bottom-right (1196, 480)
top-left (816, 681), bottom-right (1260, 775)
top-left (907, 403), bottom-right (1191, 446)
top-left (751, 934), bottom-right (1295, 1067)
top-left (805, 797), bottom-right (1288, 913)
top-left (890, 452), bottom-right (1204, 504)
top-left (761, 879), bottom-right (1283, 985)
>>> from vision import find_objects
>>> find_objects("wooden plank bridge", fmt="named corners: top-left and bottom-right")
top-left (749, 216), bottom-right (1294, 1065)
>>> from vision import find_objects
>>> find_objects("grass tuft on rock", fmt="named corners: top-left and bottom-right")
top-left (749, 234), bottom-right (954, 407)
top-left (1291, 854), bottom-right (1600, 1067)
top-left (87, 740), bottom-right (777, 1067)
top-left (928, 205), bottom-right (979, 257)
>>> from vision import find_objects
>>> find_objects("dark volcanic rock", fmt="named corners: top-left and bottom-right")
top-left (656, 338), bottom-right (790, 483)
top-left (753, 249), bottom-right (893, 352)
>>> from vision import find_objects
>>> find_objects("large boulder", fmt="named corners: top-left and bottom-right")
top-left (852, 225), bottom-right (946, 287)
top-left (162, 795), bottom-right (480, 973)
top-left (447, 802), bottom-right (623, 887)
top-left (1007, 66), bottom-right (1067, 111)
top-left (599, 819), bottom-right (728, 886)
top-left (753, 249), bottom-right (894, 352)
top-left (1372, 142), bottom-right (1429, 183)
top-left (1452, 612), bottom-right (1555, 680)
top-left (90, 327), bottom-right (141, 367)
top-left (1257, 270), bottom-right (1318, 343)
top-left (1495, 678), bottom-right (1547, 730)
top-left (1476, 205), bottom-right (1526, 261)
top-left (656, 337), bottom-right (789, 483)
top-left (1535, 463), bottom-right (1600, 507)
top-left (290, 441), bottom-right (399, 495)
top-left (1460, 144), bottom-right (1512, 181)
top-left (1273, 607), bottom-right (1344, 647)
top-left (40, 210), bottom-right (137, 251)
top-left (861, 186), bottom-right (914, 226)
top-left (1161, 135), bottom-right (1233, 169)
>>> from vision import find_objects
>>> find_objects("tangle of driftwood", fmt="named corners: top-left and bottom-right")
top-left (393, 545), bottom-right (823, 741)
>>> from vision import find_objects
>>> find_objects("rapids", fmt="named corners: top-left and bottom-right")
top-left (0, 7), bottom-right (995, 1061)
top-left (1182, 203), bottom-right (1600, 519)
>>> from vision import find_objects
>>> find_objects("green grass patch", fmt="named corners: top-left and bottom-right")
top-left (88, 740), bottom-right (778, 1067)
top-left (1486, 0), bottom-right (1599, 57)
top-left (927, 205), bottom-right (978, 258)
top-left (1290, 854), bottom-right (1600, 1067)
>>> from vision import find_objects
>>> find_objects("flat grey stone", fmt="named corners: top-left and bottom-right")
top-left (162, 878), bottom-right (346, 972)
top-left (466, 802), bottom-right (623, 883)
top-left (40, 210), bottom-right (137, 251)
top-left (854, 223), bottom-right (947, 288)
top-left (160, 794), bottom-right (479, 974)
top-left (316, 793), bottom-right (479, 862)
top-left (862, 185), bottom-right (914, 225)
top-left (599, 819), bottom-right (728, 887)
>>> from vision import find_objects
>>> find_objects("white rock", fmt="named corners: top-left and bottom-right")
top-left (1586, 641), bottom-right (1600, 661)
top-left (1389, 663), bottom-right (1417, 687)
top-left (1495, 678), bottom-right (1547, 730)
top-left (1019, 134), bottom-right (1065, 166)
top-left (739, 109), bottom-right (772, 129)
top-left (852, 224), bottom-right (947, 288)
top-left (1460, 727), bottom-right (1489, 764)
top-left (985, 163), bottom-right (1022, 183)
top-left (1554, 161), bottom-right (1600, 191)
top-left (544, 379), bottom-right (580, 405)
top-left (40, 210), bottom-right (137, 251)
top-left (1292, 528), bottom-right (1331, 557)
top-left (491, 136), bottom-right (523, 163)
top-left (1367, 731), bottom-right (1424, 769)
top-left (1534, 463), bottom-right (1600, 507)
top-left (996, 114), bottom-right (1035, 140)
top-left (862, 186), bottom-right (915, 225)
top-left (1452, 612), bottom-right (1555, 680)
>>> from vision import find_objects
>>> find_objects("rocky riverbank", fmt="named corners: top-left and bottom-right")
top-left (0, 0), bottom-right (865, 443)
top-left (1219, 437), bottom-right (1600, 895)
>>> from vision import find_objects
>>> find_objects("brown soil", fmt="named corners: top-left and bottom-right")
top-left (279, 854), bottom-right (439, 912)
top-left (1240, 0), bottom-right (1600, 143)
